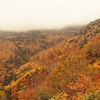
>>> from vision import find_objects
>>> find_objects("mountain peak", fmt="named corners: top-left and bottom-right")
top-left (78, 18), bottom-right (100, 36)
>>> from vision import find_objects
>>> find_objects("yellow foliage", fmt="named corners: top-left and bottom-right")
top-left (0, 91), bottom-right (5, 98)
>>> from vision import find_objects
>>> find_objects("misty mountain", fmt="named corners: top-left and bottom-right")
top-left (0, 19), bottom-right (100, 100)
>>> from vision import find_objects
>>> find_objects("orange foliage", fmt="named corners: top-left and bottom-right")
top-left (18, 89), bottom-right (37, 100)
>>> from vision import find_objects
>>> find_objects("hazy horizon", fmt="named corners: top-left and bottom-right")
top-left (0, 0), bottom-right (100, 31)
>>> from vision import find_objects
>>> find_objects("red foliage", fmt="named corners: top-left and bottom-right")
top-left (11, 91), bottom-right (17, 98)
top-left (96, 73), bottom-right (100, 80)
top-left (0, 66), bottom-right (2, 69)
top-left (98, 50), bottom-right (100, 54)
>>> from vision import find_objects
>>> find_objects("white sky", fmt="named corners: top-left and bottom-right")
top-left (0, 0), bottom-right (100, 31)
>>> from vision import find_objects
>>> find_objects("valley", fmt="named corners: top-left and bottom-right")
top-left (0, 19), bottom-right (100, 100)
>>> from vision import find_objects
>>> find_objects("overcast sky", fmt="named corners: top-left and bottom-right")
top-left (0, 0), bottom-right (100, 31)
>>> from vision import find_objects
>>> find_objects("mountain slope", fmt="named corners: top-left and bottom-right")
top-left (0, 28), bottom-right (81, 69)
top-left (0, 19), bottom-right (100, 100)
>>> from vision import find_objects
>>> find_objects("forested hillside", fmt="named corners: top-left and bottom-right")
top-left (0, 19), bottom-right (100, 100)
top-left (0, 27), bottom-right (81, 68)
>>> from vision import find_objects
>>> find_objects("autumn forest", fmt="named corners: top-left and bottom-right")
top-left (0, 19), bottom-right (100, 100)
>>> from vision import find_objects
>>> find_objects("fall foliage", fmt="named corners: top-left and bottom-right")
top-left (0, 19), bottom-right (100, 100)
